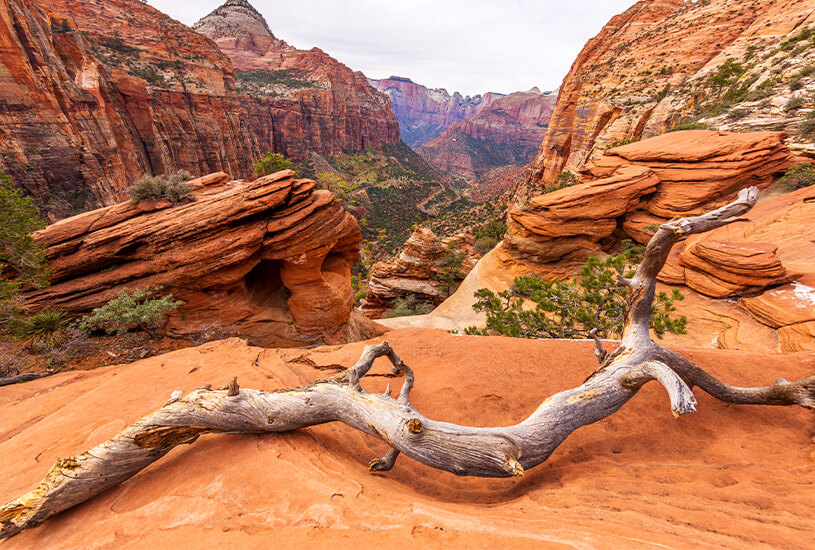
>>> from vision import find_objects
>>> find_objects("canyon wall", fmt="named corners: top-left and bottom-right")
top-left (419, 88), bottom-right (557, 181)
top-left (369, 76), bottom-right (502, 147)
top-left (0, 0), bottom-right (400, 218)
top-left (520, 0), bottom-right (815, 197)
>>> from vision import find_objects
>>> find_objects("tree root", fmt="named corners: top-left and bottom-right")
top-left (1, 187), bottom-right (812, 539)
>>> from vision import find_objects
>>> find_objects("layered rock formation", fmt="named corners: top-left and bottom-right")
top-left (194, 0), bottom-right (400, 160)
top-left (0, 0), bottom-right (400, 218)
top-left (361, 227), bottom-right (476, 318)
top-left (24, 171), bottom-right (380, 347)
top-left (419, 88), bottom-right (557, 183)
top-left (2, 329), bottom-right (814, 547)
top-left (369, 77), bottom-right (502, 147)
top-left (503, 130), bottom-right (793, 273)
top-left (521, 0), bottom-right (815, 194)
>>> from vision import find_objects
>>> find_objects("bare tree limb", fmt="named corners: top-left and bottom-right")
top-left (2, 186), bottom-right (812, 540)
top-left (0, 373), bottom-right (50, 387)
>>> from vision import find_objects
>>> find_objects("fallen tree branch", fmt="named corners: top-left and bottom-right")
top-left (1, 187), bottom-right (813, 539)
top-left (0, 373), bottom-right (50, 387)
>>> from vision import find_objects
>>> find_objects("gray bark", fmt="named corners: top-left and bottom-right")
top-left (1, 187), bottom-right (813, 539)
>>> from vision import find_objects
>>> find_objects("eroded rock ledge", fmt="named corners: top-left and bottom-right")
top-left (25, 171), bottom-right (382, 347)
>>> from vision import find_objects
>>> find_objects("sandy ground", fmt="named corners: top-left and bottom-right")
top-left (1, 328), bottom-right (813, 549)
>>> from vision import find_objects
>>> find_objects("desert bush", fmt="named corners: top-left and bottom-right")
top-left (385, 294), bottom-right (434, 318)
top-left (79, 287), bottom-right (183, 338)
top-left (254, 152), bottom-right (294, 177)
top-left (778, 162), bottom-right (815, 189)
top-left (473, 218), bottom-right (507, 254)
top-left (785, 97), bottom-right (805, 112)
top-left (23, 309), bottom-right (69, 350)
top-left (670, 119), bottom-right (708, 132)
top-left (186, 322), bottom-right (238, 346)
top-left (727, 107), bottom-right (750, 120)
top-left (437, 243), bottom-right (467, 297)
top-left (466, 244), bottom-right (686, 339)
top-left (800, 111), bottom-right (815, 138)
top-left (0, 169), bottom-right (49, 328)
top-left (127, 171), bottom-right (193, 205)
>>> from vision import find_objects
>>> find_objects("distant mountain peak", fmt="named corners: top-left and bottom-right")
top-left (193, 0), bottom-right (275, 55)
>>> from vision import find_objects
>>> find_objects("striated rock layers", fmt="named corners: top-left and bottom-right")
top-left (193, 0), bottom-right (400, 160)
top-left (501, 130), bottom-right (793, 274)
top-left (369, 76), bottom-right (503, 147)
top-left (520, 0), bottom-right (815, 195)
top-left (361, 227), bottom-right (476, 318)
top-left (0, 0), bottom-right (399, 218)
top-left (23, 171), bottom-right (381, 347)
top-left (419, 88), bottom-right (558, 182)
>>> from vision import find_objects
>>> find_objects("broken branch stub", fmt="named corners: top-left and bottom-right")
top-left (1, 186), bottom-right (813, 539)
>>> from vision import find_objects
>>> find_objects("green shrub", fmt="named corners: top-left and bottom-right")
top-left (23, 309), bottom-right (69, 350)
top-left (670, 120), bottom-right (708, 132)
top-left (466, 244), bottom-right (686, 339)
top-left (385, 294), bottom-right (434, 318)
top-left (785, 97), bottom-right (805, 112)
top-left (800, 111), bottom-right (815, 138)
top-left (254, 152), bottom-right (294, 177)
top-left (79, 287), bottom-right (183, 338)
top-left (727, 108), bottom-right (750, 120)
top-left (436, 243), bottom-right (467, 297)
top-left (473, 218), bottom-right (507, 254)
top-left (778, 162), bottom-right (815, 189)
top-left (127, 171), bottom-right (193, 205)
top-left (0, 169), bottom-right (49, 327)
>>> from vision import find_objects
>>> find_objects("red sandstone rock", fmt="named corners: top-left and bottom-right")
top-left (418, 89), bottom-right (557, 180)
top-left (24, 171), bottom-right (382, 347)
top-left (1, 329), bottom-right (813, 547)
top-left (360, 227), bottom-right (477, 318)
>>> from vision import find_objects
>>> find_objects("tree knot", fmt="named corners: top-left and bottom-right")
top-left (407, 418), bottom-right (423, 434)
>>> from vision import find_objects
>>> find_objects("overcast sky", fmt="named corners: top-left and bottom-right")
top-left (150, 0), bottom-right (635, 96)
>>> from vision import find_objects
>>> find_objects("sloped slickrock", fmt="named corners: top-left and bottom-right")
top-left (518, 0), bottom-right (815, 195)
top-left (360, 227), bottom-right (477, 318)
top-left (24, 171), bottom-right (382, 347)
top-left (1, 329), bottom-right (814, 548)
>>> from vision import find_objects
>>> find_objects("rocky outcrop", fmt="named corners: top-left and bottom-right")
top-left (662, 182), bottom-right (815, 351)
top-left (369, 76), bottom-right (502, 147)
top-left (520, 0), bottom-right (815, 194)
top-left (502, 131), bottom-right (793, 274)
top-left (419, 88), bottom-right (557, 181)
top-left (2, 329), bottom-right (813, 548)
top-left (361, 227), bottom-right (476, 318)
top-left (194, 0), bottom-right (400, 160)
top-left (0, 0), bottom-right (400, 219)
top-left (24, 171), bottom-right (381, 347)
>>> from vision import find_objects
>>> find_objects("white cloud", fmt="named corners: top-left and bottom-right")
top-left (149, 0), bottom-right (634, 96)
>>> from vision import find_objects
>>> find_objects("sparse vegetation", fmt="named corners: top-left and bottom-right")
top-left (670, 119), bottom-right (708, 132)
top-left (777, 162), bottom-right (815, 189)
top-left (22, 309), bottom-right (69, 350)
top-left (800, 111), bottom-right (815, 138)
top-left (467, 244), bottom-right (687, 339)
top-left (127, 171), bottom-right (194, 205)
top-left (473, 218), bottom-right (507, 255)
top-left (436, 243), bottom-right (467, 297)
top-left (385, 294), bottom-right (434, 318)
top-left (784, 97), bottom-right (805, 112)
top-left (0, 169), bottom-right (49, 328)
top-left (78, 287), bottom-right (183, 338)
top-left (254, 152), bottom-right (295, 177)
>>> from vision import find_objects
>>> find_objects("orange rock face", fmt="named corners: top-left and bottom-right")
top-left (0, 0), bottom-right (400, 218)
top-left (418, 88), bottom-right (557, 180)
top-left (520, 0), bottom-right (815, 194)
top-left (24, 171), bottom-right (380, 347)
top-left (361, 227), bottom-right (477, 318)
top-left (1, 329), bottom-right (813, 547)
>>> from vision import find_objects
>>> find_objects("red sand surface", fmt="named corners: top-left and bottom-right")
top-left (1, 328), bottom-right (813, 548)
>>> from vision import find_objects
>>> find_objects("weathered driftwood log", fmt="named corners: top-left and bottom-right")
top-left (1, 187), bottom-right (813, 539)
top-left (0, 373), bottom-right (49, 387)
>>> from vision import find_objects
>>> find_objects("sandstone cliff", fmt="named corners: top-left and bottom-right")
top-left (194, 0), bottom-right (401, 160)
top-left (24, 171), bottom-right (381, 347)
top-left (521, 0), bottom-right (815, 194)
top-left (369, 76), bottom-right (503, 147)
top-left (419, 88), bottom-right (557, 183)
top-left (0, 0), bottom-right (400, 218)
top-left (0, 0), bottom-right (258, 218)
